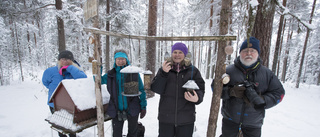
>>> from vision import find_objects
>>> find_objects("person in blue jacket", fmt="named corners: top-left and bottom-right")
top-left (101, 49), bottom-right (147, 137)
top-left (42, 50), bottom-right (87, 137)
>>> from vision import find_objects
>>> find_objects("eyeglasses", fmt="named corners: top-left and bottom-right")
top-left (241, 49), bottom-right (257, 54)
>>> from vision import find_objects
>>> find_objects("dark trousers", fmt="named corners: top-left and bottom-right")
top-left (112, 115), bottom-right (139, 137)
top-left (49, 107), bottom-right (76, 137)
top-left (220, 118), bottom-right (261, 137)
top-left (158, 122), bottom-right (194, 137)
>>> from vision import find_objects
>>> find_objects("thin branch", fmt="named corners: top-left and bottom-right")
top-left (275, 0), bottom-right (315, 30)
top-left (7, 4), bottom-right (56, 17)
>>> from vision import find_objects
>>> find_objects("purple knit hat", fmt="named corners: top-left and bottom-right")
top-left (171, 42), bottom-right (188, 56)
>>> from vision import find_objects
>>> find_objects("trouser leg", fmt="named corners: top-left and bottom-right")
top-left (242, 125), bottom-right (261, 137)
top-left (112, 118), bottom-right (125, 137)
top-left (158, 122), bottom-right (175, 137)
top-left (127, 115), bottom-right (139, 137)
top-left (176, 123), bottom-right (194, 137)
top-left (220, 118), bottom-right (240, 137)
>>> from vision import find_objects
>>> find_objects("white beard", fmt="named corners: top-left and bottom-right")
top-left (240, 56), bottom-right (258, 66)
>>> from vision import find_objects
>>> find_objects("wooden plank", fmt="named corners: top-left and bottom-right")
top-left (83, 28), bottom-right (236, 41)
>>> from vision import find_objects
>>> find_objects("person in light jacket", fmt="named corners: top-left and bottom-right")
top-left (212, 37), bottom-right (285, 137)
top-left (101, 50), bottom-right (147, 137)
top-left (42, 50), bottom-right (87, 137)
top-left (151, 42), bottom-right (205, 137)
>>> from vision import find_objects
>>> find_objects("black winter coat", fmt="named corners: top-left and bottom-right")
top-left (213, 57), bottom-right (285, 127)
top-left (151, 65), bottom-right (205, 125)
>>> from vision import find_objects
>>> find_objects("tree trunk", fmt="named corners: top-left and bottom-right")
top-left (146, 0), bottom-right (157, 98)
top-left (207, 0), bottom-right (231, 136)
top-left (296, 0), bottom-right (316, 88)
top-left (206, 0), bottom-right (214, 79)
top-left (281, 19), bottom-right (293, 83)
top-left (252, 0), bottom-right (276, 67)
top-left (93, 14), bottom-right (105, 137)
top-left (272, 0), bottom-right (287, 73)
top-left (105, 0), bottom-right (110, 71)
top-left (56, 0), bottom-right (66, 52)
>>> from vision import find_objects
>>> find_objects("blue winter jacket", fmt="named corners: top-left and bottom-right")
top-left (42, 63), bottom-right (87, 107)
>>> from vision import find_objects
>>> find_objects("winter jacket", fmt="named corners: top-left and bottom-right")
top-left (101, 66), bottom-right (147, 118)
top-left (151, 64), bottom-right (205, 125)
top-left (42, 62), bottom-right (87, 108)
top-left (213, 57), bottom-right (285, 127)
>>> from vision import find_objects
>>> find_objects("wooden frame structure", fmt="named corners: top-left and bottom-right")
top-left (83, 28), bottom-right (237, 41)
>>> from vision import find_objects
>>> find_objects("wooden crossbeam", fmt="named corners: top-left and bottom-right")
top-left (83, 27), bottom-right (236, 41)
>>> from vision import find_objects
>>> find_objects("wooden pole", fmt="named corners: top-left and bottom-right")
top-left (92, 3), bottom-right (104, 137)
top-left (83, 28), bottom-right (236, 41)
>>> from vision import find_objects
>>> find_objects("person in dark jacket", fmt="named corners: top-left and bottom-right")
top-left (42, 50), bottom-right (87, 137)
top-left (101, 50), bottom-right (147, 137)
top-left (151, 42), bottom-right (205, 137)
top-left (212, 37), bottom-right (285, 137)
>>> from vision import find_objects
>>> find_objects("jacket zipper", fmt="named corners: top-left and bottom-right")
top-left (175, 72), bottom-right (179, 127)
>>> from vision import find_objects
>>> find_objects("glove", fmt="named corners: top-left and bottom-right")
top-left (140, 109), bottom-right (146, 119)
top-left (244, 81), bottom-right (266, 109)
top-left (59, 65), bottom-right (69, 75)
top-left (229, 85), bottom-right (246, 98)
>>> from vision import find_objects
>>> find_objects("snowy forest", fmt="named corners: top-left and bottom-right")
top-left (0, 0), bottom-right (319, 87)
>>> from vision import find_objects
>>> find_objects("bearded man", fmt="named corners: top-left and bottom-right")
top-left (212, 37), bottom-right (285, 137)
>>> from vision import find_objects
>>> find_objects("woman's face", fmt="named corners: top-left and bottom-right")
top-left (116, 57), bottom-right (127, 67)
top-left (171, 50), bottom-right (185, 64)
top-left (59, 58), bottom-right (72, 66)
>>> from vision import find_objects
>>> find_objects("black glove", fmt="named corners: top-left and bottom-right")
top-left (221, 86), bottom-right (230, 99)
top-left (244, 81), bottom-right (266, 109)
top-left (229, 84), bottom-right (246, 98)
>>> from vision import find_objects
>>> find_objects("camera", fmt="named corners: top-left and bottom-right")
top-left (243, 81), bottom-right (266, 109)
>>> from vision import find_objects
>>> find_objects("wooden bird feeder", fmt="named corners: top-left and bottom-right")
top-left (45, 78), bottom-right (111, 134)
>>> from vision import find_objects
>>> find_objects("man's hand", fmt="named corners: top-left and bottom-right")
top-left (184, 90), bottom-right (199, 103)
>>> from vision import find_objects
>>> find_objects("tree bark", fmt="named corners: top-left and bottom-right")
top-left (93, 14), bottom-right (105, 137)
top-left (272, 0), bottom-right (287, 73)
top-left (55, 0), bottom-right (65, 52)
top-left (252, 0), bottom-right (276, 67)
top-left (207, 0), bottom-right (231, 136)
top-left (146, 0), bottom-right (157, 98)
top-left (105, 0), bottom-right (110, 71)
top-left (296, 0), bottom-right (316, 88)
top-left (281, 19), bottom-right (293, 83)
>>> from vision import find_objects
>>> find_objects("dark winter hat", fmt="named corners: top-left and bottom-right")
top-left (58, 50), bottom-right (74, 60)
top-left (171, 42), bottom-right (188, 56)
top-left (240, 37), bottom-right (260, 54)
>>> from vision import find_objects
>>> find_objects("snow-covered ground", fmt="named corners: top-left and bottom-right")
top-left (0, 77), bottom-right (320, 137)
